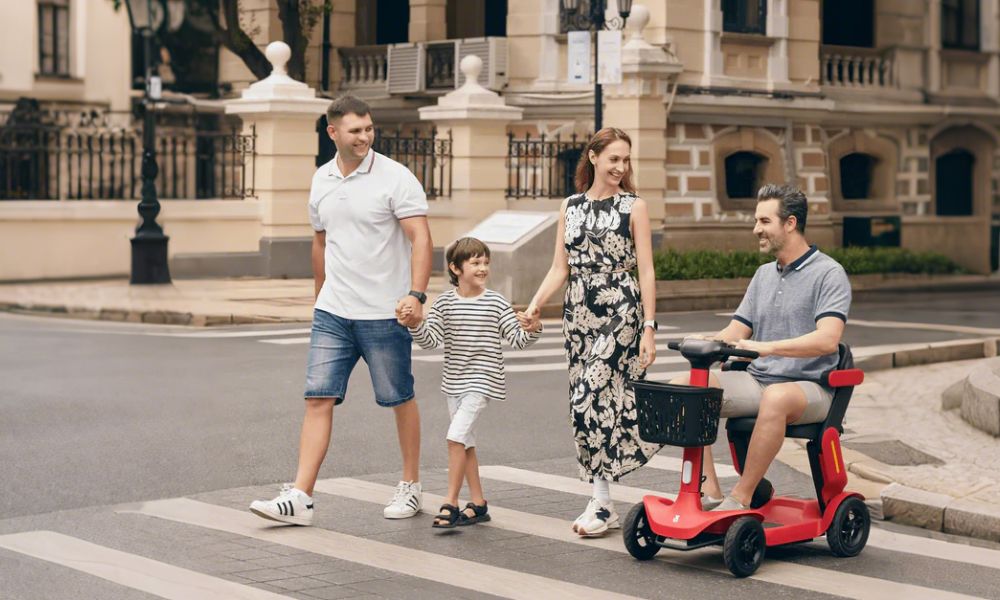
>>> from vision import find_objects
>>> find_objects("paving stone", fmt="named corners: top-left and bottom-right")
top-left (311, 569), bottom-right (393, 585)
top-left (267, 576), bottom-right (335, 592)
top-left (226, 547), bottom-right (281, 561)
top-left (881, 482), bottom-right (951, 531)
top-left (301, 587), bottom-right (373, 600)
top-left (233, 567), bottom-right (299, 582)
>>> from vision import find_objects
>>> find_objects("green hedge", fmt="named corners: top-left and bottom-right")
top-left (653, 247), bottom-right (962, 280)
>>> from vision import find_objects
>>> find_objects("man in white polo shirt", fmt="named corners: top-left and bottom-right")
top-left (251, 95), bottom-right (433, 524)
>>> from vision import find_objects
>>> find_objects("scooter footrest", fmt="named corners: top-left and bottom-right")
top-left (657, 532), bottom-right (724, 551)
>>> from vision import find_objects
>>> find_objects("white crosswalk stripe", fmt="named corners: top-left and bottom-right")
top-left (130, 498), bottom-right (641, 600)
top-left (312, 477), bottom-right (989, 600)
top-left (0, 530), bottom-right (294, 599)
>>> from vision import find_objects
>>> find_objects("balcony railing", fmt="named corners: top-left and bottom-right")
top-left (338, 45), bottom-right (388, 89)
top-left (821, 46), bottom-right (897, 89)
top-left (425, 42), bottom-right (456, 90)
top-left (507, 132), bottom-right (587, 199)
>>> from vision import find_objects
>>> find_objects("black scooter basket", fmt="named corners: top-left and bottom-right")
top-left (632, 381), bottom-right (724, 447)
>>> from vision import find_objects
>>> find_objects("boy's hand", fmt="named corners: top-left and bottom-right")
top-left (520, 317), bottom-right (541, 333)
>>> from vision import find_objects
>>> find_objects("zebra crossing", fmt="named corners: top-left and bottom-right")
top-left (3, 454), bottom-right (999, 600)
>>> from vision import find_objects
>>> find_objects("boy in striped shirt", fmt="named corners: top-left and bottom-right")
top-left (401, 237), bottom-right (542, 528)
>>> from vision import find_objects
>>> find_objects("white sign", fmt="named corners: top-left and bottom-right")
top-left (466, 212), bottom-right (550, 246)
top-left (597, 29), bottom-right (622, 85)
top-left (567, 31), bottom-right (591, 84)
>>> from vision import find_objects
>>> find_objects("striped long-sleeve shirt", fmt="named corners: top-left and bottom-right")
top-left (409, 289), bottom-right (541, 401)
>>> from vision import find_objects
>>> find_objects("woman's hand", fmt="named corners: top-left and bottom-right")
top-left (639, 326), bottom-right (656, 369)
top-left (517, 303), bottom-right (541, 332)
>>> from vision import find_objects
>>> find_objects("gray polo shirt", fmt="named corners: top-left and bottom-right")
top-left (733, 246), bottom-right (851, 385)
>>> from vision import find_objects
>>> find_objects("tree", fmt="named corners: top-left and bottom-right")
top-left (113, 0), bottom-right (331, 83)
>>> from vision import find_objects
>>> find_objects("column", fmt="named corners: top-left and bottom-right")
top-left (226, 42), bottom-right (331, 277)
top-left (419, 54), bottom-right (524, 243)
top-left (409, 0), bottom-right (447, 42)
top-left (603, 5), bottom-right (683, 224)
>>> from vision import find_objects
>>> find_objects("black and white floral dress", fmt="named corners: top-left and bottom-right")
top-left (563, 192), bottom-right (662, 482)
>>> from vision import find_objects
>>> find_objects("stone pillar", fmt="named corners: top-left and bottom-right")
top-left (603, 5), bottom-right (683, 225)
top-left (226, 42), bottom-right (330, 277)
top-left (409, 0), bottom-right (447, 42)
top-left (418, 55), bottom-right (524, 244)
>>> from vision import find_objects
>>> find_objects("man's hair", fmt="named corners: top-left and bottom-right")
top-left (446, 237), bottom-right (491, 286)
top-left (757, 183), bottom-right (808, 233)
top-left (326, 94), bottom-right (371, 124)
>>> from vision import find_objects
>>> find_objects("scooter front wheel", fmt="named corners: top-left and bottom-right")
top-left (723, 517), bottom-right (766, 577)
top-left (827, 497), bottom-right (870, 557)
top-left (623, 503), bottom-right (660, 561)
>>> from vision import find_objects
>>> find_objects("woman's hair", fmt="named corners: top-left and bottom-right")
top-left (445, 237), bottom-right (491, 286)
top-left (574, 127), bottom-right (636, 194)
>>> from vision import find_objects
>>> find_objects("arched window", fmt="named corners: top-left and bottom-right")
top-left (724, 152), bottom-right (767, 199)
top-left (839, 153), bottom-right (877, 199)
top-left (935, 149), bottom-right (975, 216)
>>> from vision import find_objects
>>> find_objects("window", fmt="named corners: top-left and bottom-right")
top-left (822, 0), bottom-right (874, 47)
top-left (723, 0), bottom-right (767, 35)
top-left (935, 149), bottom-right (975, 216)
top-left (942, 0), bottom-right (979, 50)
top-left (38, 0), bottom-right (70, 76)
top-left (376, 0), bottom-right (410, 44)
top-left (724, 152), bottom-right (766, 199)
top-left (839, 153), bottom-right (876, 199)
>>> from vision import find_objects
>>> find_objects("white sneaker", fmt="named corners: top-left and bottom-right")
top-left (577, 498), bottom-right (620, 537)
top-left (383, 481), bottom-right (422, 519)
top-left (249, 484), bottom-right (314, 526)
top-left (572, 497), bottom-right (601, 533)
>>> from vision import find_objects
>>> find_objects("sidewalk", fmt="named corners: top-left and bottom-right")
top-left (777, 357), bottom-right (1000, 543)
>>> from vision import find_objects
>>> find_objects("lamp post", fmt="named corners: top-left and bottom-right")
top-left (124, 0), bottom-right (170, 284)
top-left (562, 0), bottom-right (632, 131)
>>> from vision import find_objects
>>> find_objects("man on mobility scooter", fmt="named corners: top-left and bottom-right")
top-left (622, 184), bottom-right (869, 576)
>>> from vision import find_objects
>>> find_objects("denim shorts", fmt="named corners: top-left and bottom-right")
top-left (304, 309), bottom-right (414, 407)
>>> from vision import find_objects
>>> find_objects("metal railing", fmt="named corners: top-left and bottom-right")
top-left (0, 104), bottom-right (255, 201)
top-left (506, 132), bottom-right (587, 199)
top-left (821, 46), bottom-right (897, 89)
top-left (425, 42), bottom-right (456, 90)
top-left (372, 127), bottom-right (452, 199)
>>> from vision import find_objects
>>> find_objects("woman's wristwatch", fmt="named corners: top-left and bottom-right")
top-left (643, 320), bottom-right (658, 332)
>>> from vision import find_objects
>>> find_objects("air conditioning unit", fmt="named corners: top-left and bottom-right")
top-left (387, 43), bottom-right (426, 94)
top-left (455, 37), bottom-right (508, 91)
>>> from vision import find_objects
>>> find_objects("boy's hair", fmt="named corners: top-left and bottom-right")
top-left (446, 237), bottom-right (491, 286)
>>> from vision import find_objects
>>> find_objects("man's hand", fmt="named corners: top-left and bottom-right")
top-left (396, 295), bottom-right (422, 327)
top-left (735, 339), bottom-right (776, 357)
top-left (639, 327), bottom-right (657, 369)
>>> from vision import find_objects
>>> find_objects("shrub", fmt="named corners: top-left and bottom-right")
top-left (653, 247), bottom-right (962, 280)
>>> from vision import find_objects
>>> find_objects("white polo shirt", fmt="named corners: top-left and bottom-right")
top-left (308, 149), bottom-right (428, 320)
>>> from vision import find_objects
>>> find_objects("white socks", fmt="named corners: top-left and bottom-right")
top-left (593, 477), bottom-right (611, 504)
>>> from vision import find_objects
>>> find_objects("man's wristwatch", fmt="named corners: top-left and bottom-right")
top-left (643, 320), bottom-right (658, 332)
top-left (408, 290), bottom-right (427, 304)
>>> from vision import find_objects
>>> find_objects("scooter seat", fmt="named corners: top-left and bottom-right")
top-left (725, 418), bottom-right (825, 440)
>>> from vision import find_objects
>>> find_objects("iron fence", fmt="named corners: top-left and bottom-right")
top-left (0, 103), bottom-right (254, 201)
top-left (506, 132), bottom-right (587, 199)
top-left (371, 127), bottom-right (452, 199)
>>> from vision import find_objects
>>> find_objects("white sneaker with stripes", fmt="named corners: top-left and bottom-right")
top-left (383, 480), bottom-right (422, 519)
top-left (249, 484), bottom-right (314, 526)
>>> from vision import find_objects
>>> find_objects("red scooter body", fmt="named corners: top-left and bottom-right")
top-left (624, 340), bottom-right (870, 576)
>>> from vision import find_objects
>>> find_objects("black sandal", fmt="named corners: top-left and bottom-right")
top-left (432, 504), bottom-right (461, 529)
top-left (458, 501), bottom-right (491, 526)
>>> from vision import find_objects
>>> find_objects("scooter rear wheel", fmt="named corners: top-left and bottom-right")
top-left (827, 497), bottom-right (870, 557)
top-left (623, 503), bottom-right (660, 561)
top-left (723, 517), bottom-right (766, 577)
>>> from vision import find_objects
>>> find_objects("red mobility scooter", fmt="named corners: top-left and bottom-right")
top-left (622, 338), bottom-right (869, 577)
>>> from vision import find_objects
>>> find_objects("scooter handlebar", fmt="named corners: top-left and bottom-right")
top-left (665, 338), bottom-right (760, 361)
top-left (727, 347), bottom-right (760, 359)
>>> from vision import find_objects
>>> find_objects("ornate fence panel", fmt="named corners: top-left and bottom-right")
top-left (506, 132), bottom-right (587, 199)
top-left (0, 103), bottom-right (255, 200)
top-left (371, 127), bottom-right (452, 199)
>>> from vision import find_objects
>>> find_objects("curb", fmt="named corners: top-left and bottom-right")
top-left (881, 482), bottom-right (1000, 542)
top-left (0, 302), bottom-right (308, 326)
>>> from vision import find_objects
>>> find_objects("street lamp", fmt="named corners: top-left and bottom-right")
top-left (124, 0), bottom-right (170, 284)
top-left (562, 0), bottom-right (632, 131)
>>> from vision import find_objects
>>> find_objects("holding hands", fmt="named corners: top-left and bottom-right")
top-left (516, 304), bottom-right (542, 333)
top-left (396, 295), bottom-right (423, 327)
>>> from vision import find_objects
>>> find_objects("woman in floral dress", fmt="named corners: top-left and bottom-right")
top-left (519, 128), bottom-right (661, 537)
